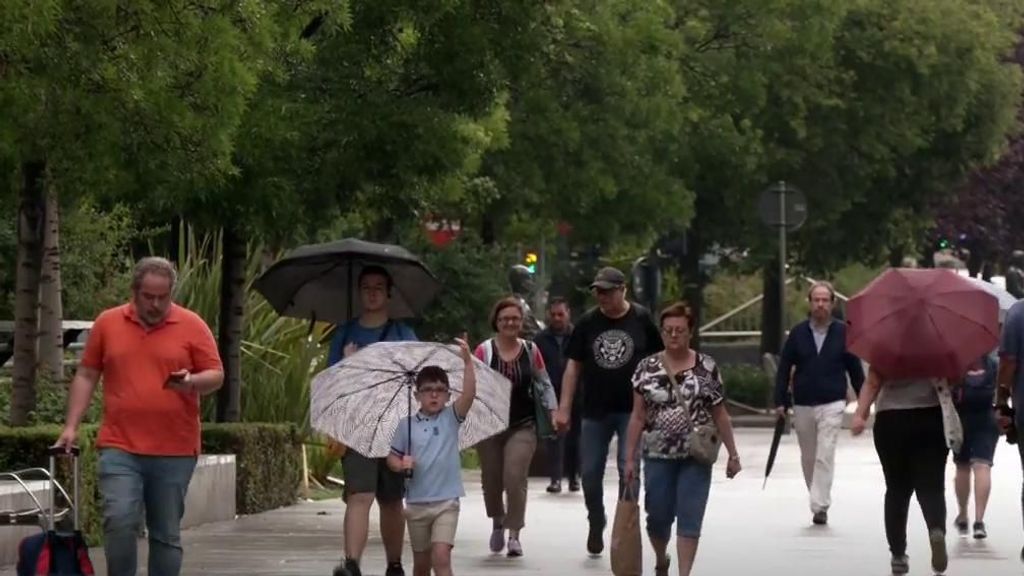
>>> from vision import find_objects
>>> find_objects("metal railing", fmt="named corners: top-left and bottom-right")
top-left (700, 276), bottom-right (849, 339)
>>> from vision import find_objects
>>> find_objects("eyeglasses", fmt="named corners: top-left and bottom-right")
top-left (662, 327), bottom-right (688, 336)
top-left (418, 386), bottom-right (449, 395)
top-left (497, 316), bottom-right (523, 324)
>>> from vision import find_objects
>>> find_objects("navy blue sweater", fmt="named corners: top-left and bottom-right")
top-left (774, 319), bottom-right (865, 408)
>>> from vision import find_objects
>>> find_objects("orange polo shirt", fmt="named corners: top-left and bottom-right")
top-left (80, 303), bottom-right (223, 456)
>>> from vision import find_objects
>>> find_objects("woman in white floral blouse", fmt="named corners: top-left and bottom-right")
top-left (624, 302), bottom-right (742, 576)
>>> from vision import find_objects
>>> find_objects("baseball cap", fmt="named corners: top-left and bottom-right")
top-left (590, 266), bottom-right (626, 290)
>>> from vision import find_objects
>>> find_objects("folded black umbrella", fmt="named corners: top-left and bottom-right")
top-left (253, 238), bottom-right (441, 324)
top-left (763, 414), bottom-right (786, 490)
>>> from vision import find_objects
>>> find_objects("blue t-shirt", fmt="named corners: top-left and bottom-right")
top-left (327, 318), bottom-right (417, 366)
top-left (390, 405), bottom-right (465, 504)
top-left (1001, 300), bottom-right (1024, 412)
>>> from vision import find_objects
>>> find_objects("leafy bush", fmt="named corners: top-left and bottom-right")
top-left (0, 375), bottom-right (102, 427)
top-left (721, 364), bottom-right (773, 408)
top-left (202, 423), bottom-right (302, 514)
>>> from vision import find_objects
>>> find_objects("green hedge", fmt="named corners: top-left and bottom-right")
top-left (721, 364), bottom-right (773, 408)
top-left (0, 422), bottom-right (300, 545)
top-left (202, 423), bottom-right (301, 514)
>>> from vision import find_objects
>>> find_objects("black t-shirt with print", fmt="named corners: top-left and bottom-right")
top-left (567, 303), bottom-right (664, 418)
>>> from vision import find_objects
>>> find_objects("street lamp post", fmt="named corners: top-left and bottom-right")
top-left (758, 181), bottom-right (808, 353)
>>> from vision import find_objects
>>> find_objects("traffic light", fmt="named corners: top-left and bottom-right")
top-left (524, 251), bottom-right (538, 274)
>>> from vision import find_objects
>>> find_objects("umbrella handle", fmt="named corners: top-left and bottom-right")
top-left (406, 377), bottom-right (413, 480)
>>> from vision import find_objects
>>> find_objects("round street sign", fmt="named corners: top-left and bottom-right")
top-left (758, 181), bottom-right (808, 230)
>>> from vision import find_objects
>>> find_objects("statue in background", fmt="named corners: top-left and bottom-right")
top-left (509, 264), bottom-right (545, 339)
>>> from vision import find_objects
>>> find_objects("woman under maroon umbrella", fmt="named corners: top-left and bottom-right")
top-left (851, 369), bottom-right (962, 576)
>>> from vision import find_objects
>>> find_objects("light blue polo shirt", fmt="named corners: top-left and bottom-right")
top-left (390, 405), bottom-right (465, 504)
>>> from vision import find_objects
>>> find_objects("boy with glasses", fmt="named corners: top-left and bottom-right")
top-left (388, 339), bottom-right (477, 576)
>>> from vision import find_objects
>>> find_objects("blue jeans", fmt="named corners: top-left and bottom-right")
top-left (99, 448), bottom-right (197, 576)
top-left (581, 413), bottom-right (640, 526)
top-left (643, 457), bottom-right (712, 539)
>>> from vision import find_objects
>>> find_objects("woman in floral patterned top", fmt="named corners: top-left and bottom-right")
top-left (624, 302), bottom-right (741, 576)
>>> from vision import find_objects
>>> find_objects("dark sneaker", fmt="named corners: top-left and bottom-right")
top-left (890, 554), bottom-right (909, 574)
top-left (333, 558), bottom-right (361, 576)
top-left (507, 538), bottom-right (523, 557)
top-left (954, 516), bottom-right (968, 536)
top-left (929, 528), bottom-right (948, 574)
top-left (812, 511), bottom-right (828, 525)
top-left (654, 555), bottom-right (672, 576)
top-left (587, 520), bottom-right (605, 555)
top-left (547, 481), bottom-right (562, 494)
top-left (568, 479), bottom-right (581, 492)
top-left (973, 522), bottom-right (987, 540)
top-left (384, 562), bottom-right (405, 576)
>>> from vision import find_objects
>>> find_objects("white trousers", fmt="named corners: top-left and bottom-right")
top-left (792, 400), bottom-right (845, 514)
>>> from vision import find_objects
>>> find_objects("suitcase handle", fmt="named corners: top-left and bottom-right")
top-left (46, 447), bottom-right (80, 531)
top-left (46, 446), bottom-right (80, 457)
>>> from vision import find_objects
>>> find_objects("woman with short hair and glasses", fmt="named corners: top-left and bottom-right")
top-left (624, 302), bottom-right (742, 576)
top-left (473, 297), bottom-right (558, 557)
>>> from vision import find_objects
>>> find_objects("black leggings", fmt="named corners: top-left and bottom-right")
top-left (873, 406), bottom-right (949, 556)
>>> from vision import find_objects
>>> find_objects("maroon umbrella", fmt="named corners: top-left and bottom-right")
top-left (845, 268), bottom-right (999, 379)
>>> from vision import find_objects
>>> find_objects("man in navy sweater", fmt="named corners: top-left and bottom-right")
top-left (775, 281), bottom-right (865, 526)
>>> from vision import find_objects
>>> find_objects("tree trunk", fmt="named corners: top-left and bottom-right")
top-left (481, 212), bottom-right (496, 246)
top-left (888, 245), bottom-right (905, 268)
top-left (679, 227), bottom-right (704, 351)
top-left (10, 161), bottom-right (46, 426)
top-left (216, 227), bottom-right (246, 423)
top-left (759, 259), bottom-right (783, 356)
top-left (38, 182), bottom-right (64, 384)
top-left (169, 215), bottom-right (182, 265)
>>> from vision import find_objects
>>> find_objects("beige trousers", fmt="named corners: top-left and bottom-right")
top-left (792, 400), bottom-right (845, 514)
top-left (478, 423), bottom-right (537, 530)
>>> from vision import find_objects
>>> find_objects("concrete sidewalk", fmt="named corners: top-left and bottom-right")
top-left (3, 429), bottom-right (1022, 575)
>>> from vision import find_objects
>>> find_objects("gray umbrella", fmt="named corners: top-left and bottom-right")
top-left (253, 238), bottom-right (441, 324)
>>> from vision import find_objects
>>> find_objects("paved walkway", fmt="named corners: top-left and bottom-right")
top-left (4, 429), bottom-right (1024, 575)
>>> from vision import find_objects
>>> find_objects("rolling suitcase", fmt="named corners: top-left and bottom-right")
top-left (7, 446), bottom-right (95, 576)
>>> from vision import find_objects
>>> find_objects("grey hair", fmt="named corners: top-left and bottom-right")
top-left (131, 257), bottom-right (177, 291)
top-left (807, 280), bottom-right (835, 302)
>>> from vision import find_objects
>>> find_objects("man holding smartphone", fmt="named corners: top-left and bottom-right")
top-left (55, 257), bottom-right (223, 576)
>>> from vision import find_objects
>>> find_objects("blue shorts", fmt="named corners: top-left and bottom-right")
top-left (643, 457), bottom-right (712, 539)
top-left (954, 409), bottom-right (999, 466)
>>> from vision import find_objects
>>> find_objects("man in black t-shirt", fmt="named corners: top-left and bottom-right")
top-left (555, 267), bottom-right (663, 556)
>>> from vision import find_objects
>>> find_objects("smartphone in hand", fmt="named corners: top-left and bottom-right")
top-left (165, 369), bottom-right (190, 391)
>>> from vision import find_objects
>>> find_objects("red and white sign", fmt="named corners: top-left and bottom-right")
top-left (423, 216), bottom-right (462, 247)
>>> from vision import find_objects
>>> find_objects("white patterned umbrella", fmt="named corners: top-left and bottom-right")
top-left (310, 341), bottom-right (511, 458)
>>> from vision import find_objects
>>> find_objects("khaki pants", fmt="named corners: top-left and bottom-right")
top-left (405, 499), bottom-right (460, 553)
top-left (793, 400), bottom-right (845, 514)
top-left (478, 424), bottom-right (537, 530)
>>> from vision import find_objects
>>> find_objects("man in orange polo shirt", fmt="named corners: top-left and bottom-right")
top-left (55, 257), bottom-right (224, 576)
